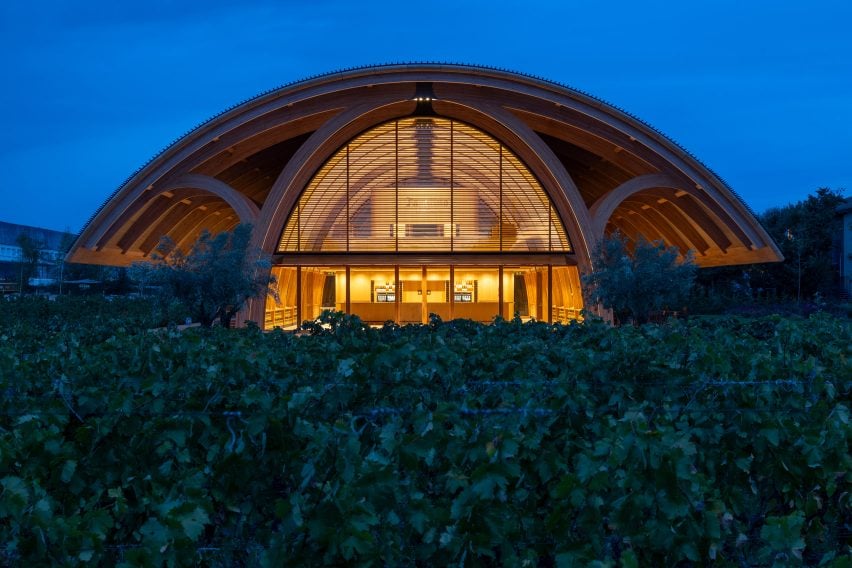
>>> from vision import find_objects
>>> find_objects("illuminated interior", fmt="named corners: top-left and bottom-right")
top-left (68, 64), bottom-right (784, 331)
top-left (278, 118), bottom-right (571, 253)
top-left (266, 117), bottom-right (582, 329)
top-left (266, 264), bottom-right (583, 329)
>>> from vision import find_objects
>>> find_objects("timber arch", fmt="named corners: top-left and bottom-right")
top-left (68, 63), bottom-right (782, 327)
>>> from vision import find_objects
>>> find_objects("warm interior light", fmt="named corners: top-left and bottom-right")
top-left (278, 117), bottom-right (572, 254)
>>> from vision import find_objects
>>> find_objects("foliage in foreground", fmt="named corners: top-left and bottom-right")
top-left (0, 305), bottom-right (849, 566)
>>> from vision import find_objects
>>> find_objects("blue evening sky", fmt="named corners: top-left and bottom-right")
top-left (1, 0), bottom-right (850, 233)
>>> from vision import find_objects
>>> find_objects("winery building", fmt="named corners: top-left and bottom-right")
top-left (67, 64), bottom-right (782, 328)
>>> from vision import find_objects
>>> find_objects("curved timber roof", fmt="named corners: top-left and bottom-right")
top-left (68, 63), bottom-right (782, 269)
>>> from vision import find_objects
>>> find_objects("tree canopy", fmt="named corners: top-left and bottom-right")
top-left (695, 187), bottom-right (846, 304)
top-left (759, 187), bottom-right (845, 298)
top-left (147, 224), bottom-right (273, 327)
top-left (583, 233), bottom-right (696, 325)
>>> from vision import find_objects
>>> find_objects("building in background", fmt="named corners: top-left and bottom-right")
top-left (0, 221), bottom-right (70, 292)
top-left (67, 64), bottom-right (783, 327)
top-left (837, 198), bottom-right (852, 298)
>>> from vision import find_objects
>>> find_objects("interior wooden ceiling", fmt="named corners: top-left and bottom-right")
top-left (214, 133), bottom-right (313, 207)
top-left (537, 132), bottom-right (637, 207)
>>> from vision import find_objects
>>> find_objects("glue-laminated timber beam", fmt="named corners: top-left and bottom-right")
top-left (641, 189), bottom-right (732, 251)
top-left (619, 194), bottom-right (712, 254)
top-left (617, 203), bottom-right (692, 254)
top-left (118, 193), bottom-right (218, 250)
top-left (138, 198), bottom-right (222, 255)
top-left (166, 203), bottom-right (235, 252)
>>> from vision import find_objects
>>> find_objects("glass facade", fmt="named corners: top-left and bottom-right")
top-left (278, 118), bottom-right (572, 253)
top-left (264, 117), bottom-right (582, 330)
top-left (350, 266), bottom-right (396, 324)
top-left (266, 264), bottom-right (583, 329)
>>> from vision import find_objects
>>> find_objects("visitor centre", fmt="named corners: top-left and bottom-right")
top-left (67, 64), bottom-right (782, 329)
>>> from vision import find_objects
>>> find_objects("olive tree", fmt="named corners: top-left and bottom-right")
top-left (150, 224), bottom-right (274, 327)
top-left (583, 233), bottom-right (696, 325)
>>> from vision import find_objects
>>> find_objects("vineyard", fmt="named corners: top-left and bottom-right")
top-left (0, 297), bottom-right (849, 566)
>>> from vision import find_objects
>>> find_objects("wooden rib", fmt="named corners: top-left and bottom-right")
top-left (654, 200), bottom-right (711, 254)
top-left (624, 194), bottom-right (711, 254)
top-left (100, 189), bottom-right (204, 249)
top-left (167, 209), bottom-right (221, 254)
top-left (118, 194), bottom-right (208, 252)
top-left (642, 189), bottom-right (732, 251)
top-left (611, 212), bottom-right (660, 243)
top-left (167, 203), bottom-right (233, 251)
top-left (137, 197), bottom-right (220, 255)
top-left (619, 203), bottom-right (691, 254)
top-left (686, 193), bottom-right (752, 249)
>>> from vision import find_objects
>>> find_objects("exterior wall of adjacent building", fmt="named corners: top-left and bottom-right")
top-left (0, 221), bottom-right (71, 290)
top-left (839, 199), bottom-right (852, 297)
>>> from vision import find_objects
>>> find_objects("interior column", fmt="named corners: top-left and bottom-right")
top-left (547, 265), bottom-right (553, 324)
top-left (449, 265), bottom-right (455, 320)
top-left (345, 266), bottom-right (351, 314)
top-left (295, 266), bottom-right (302, 327)
top-left (498, 265), bottom-right (504, 320)
top-left (394, 265), bottom-right (400, 323)
top-left (421, 265), bottom-right (428, 324)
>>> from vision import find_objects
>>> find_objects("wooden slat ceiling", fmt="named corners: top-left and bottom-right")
top-left (536, 132), bottom-right (636, 207)
top-left (214, 133), bottom-right (312, 206)
top-left (279, 118), bottom-right (571, 254)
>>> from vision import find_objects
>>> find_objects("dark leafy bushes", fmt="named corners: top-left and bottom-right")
top-left (1, 301), bottom-right (849, 566)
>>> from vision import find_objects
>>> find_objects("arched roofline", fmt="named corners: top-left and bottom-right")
top-left (70, 63), bottom-right (782, 270)
top-left (590, 173), bottom-right (685, 238)
top-left (160, 174), bottom-right (259, 224)
top-left (88, 174), bottom-right (259, 253)
top-left (74, 64), bottom-right (756, 236)
top-left (254, 105), bottom-right (593, 271)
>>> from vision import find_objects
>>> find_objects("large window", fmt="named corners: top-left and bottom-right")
top-left (265, 264), bottom-right (584, 329)
top-left (266, 117), bottom-right (582, 330)
top-left (278, 118), bottom-right (571, 253)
